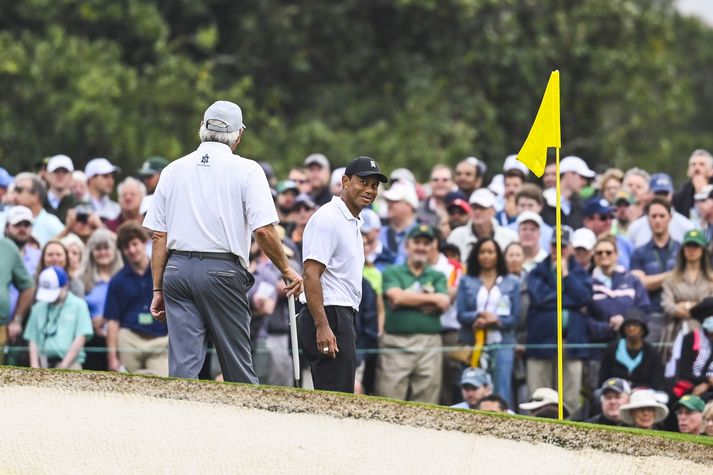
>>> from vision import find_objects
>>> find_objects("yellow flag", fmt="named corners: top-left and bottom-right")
top-left (516, 71), bottom-right (561, 177)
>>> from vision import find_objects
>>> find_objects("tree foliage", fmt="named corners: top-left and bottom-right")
top-left (0, 0), bottom-right (710, 182)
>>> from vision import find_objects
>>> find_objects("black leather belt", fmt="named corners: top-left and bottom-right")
top-left (170, 250), bottom-right (240, 263)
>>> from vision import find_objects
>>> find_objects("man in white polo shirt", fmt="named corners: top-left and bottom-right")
top-left (85, 157), bottom-right (121, 221)
top-left (143, 100), bottom-right (302, 383)
top-left (298, 156), bottom-right (388, 393)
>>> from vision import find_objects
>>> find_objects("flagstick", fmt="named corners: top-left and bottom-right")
top-left (555, 147), bottom-right (564, 421)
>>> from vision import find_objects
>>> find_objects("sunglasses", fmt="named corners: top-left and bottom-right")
top-left (595, 250), bottom-right (615, 257)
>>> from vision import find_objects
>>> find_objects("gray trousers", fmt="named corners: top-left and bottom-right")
top-left (163, 254), bottom-right (258, 384)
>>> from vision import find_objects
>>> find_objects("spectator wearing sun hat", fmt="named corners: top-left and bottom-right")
top-left (618, 389), bottom-right (668, 430)
top-left (541, 156), bottom-right (594, 229)
top-left (519, 387), bottom-right (569, 419)
top-left (85, 158), bottom-right (121, 221)
top-left (23, 266), bottom-right (93, 369)
top-left (446, 188), bottom-right (517, 262)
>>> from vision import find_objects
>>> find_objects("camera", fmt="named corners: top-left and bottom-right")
top-left (74, 204), bottom-right (93, 223)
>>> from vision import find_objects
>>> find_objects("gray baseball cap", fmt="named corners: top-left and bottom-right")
top-left (203, 101), bottom-right (246, 133)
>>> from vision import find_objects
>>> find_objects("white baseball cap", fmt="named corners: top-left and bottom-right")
top-left (559, 156), bottom-right (595, 178)
top-left (203, 100), bottom-right (246, 132)
top-left (47, 154), bottom-right (75, 173)
top-left (503, 154), bottom-right (529, 175)
top-left (383, 182), bottom-right (419, 209)
top-left (571, 227), bottom-right (597, 251)
top-left (36, 266), bottom-right (69, 303)
top-left (519, 387), bottom-right (559, 411)
top-left (516, 210), bottom-right (543, 228)
top-left (488, 174), bottom-right (504, 196)
top-left (7, 205), bottom-right (34, 226)
top-left (469, 188), bottom-right (496, 209)
top-left (390, 168), bottom-right (416, 184)
top-left (85, 158), bottom-right (120, 179)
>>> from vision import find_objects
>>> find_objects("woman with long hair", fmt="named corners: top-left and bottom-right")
top-left (79, 228), bottom-right (123, 371)
top-left (60, 233), bottom-right (86, 281)
top-left (456, 237), bottom-right (520, 407)
top-left (35, 239), bottom-right (85, 297)
top-left (661, 230), bottom-right (713, 368)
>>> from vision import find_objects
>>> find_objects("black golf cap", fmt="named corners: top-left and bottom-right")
top-left (344, 156), bottom-right (388, 183)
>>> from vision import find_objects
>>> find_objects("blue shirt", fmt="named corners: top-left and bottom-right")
top-left (104, 264), bottom-right (167, 337)
top-left (85, 280), bottom-right (109, 318)
top-left (630, 238), bottom-right (680, 313)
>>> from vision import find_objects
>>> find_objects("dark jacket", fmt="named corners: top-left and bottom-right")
top-left (585, 413), bottom-right (622, 426)
top-left (542, 195), bottom-right (583, 230)
top-left (525, 255), bottom-right (593, 360)
top-left (673, 178), bottom-right (713, 219)
top-left (676, 330), bottom-right (713, 387)
top-left (44, 193), bottom-right (79, 224)
top-left (587, 271), bottom-right (650, 355)
top-left (598, 339), bottom-right (663, 390)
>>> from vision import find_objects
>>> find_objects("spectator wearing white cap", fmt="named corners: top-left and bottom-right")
top-left (495, 163), bottom-right (527, 227)
top-left (506, 184), bottom-right (554, 251)
top-left (11, 173), bottom-right (63, 246)
top-left (417, 165), bottom-right (454, 228)
top-left (446, 188), bottom-right (517, 261)
top-left (304, 153), bottom-right (332, 206)
top-left (329, 167), bottom-right (346, 196)
top-left (541, 155), bottom-right (594, 229)
top-left (516, 211), bottom-right (547, 273)
top-left (43, 155), bottom-right (79, 223)
top-left (622, 167), bottom-right (651, 222)
top-left (23, 266), bottom-right (93, 369)
top-left (85, 157), bottom-right (121, 221)
top-left (673, 149), bottom-right (713, 220)
top-left (4, 206), bottom-right (41, 273)
top-left (105, 177), bottom-right (146, 233)
top-left (571, 227), bottom-right (596, 272)
top-left (377, 182), bottom-right (419, 269)
top-left (627, 173), bottom-right (694, 248)
top-left (454, 157), bottom-right (482, 197)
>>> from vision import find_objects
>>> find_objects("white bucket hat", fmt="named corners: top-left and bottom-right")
top-left (618, 389), bottom-right (669, 426)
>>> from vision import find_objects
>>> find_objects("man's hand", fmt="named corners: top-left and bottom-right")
top-left (609, 314), bottom-right (624, 331)
top-left (692, 174), bottom-right (708, 192)
top-left (7, 320), bottom-right (23, 342)
top-left (151, 291), bottom-right (166, 322)
top-left (282, 267), bottom-right (303, 297)
top-left (692, 382), bottom-right (709, 396)
top-left (108, 354), bottom-right (122, 372)
top-left (316, 322), bottom-right (339, 359)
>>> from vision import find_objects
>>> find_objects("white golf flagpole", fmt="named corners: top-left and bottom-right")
top-left (288, 294), bottom-right (301, 387)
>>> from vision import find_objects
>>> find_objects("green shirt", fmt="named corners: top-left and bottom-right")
top-left (382, 263), bottom-right (447, 334)
top-left (23, 292), bottom-right (94, 362)
top-left (0, 238), bottom-right (33, 324)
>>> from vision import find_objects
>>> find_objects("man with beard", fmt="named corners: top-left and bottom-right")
top-left (298, 156), bottom-right (388, 393)
top-left (4, 206), bottom-right (41, 276)
top-left (275, 180), bottom-right (300, 224)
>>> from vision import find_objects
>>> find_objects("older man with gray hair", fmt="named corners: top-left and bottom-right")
top-left (106, 177), bottom-right (146, 232)
top-left (673, 149), bottom-right (713, 219)
top-left (144, 100), bottom-right (302, 383)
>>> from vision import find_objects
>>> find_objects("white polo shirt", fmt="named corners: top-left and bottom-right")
top-left (301, 196), bottom-right (364, 311)
top-left (143, 142), bottom-right (278, 269)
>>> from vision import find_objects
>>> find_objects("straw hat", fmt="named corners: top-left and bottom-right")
top-left (618, 389), bottom-right (668, 426)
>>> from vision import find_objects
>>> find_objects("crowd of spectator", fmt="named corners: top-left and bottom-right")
top-left (2, 148), bottom-right (713, 435)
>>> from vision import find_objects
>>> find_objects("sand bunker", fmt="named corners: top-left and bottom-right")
top-left (1, 369), bottom-right (712, 474)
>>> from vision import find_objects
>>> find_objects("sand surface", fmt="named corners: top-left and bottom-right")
top-left (2, 368), bottom-right (712, 474)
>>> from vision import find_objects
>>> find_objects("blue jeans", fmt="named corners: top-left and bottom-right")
top-left (492, 347), bottom-right (515, 409)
